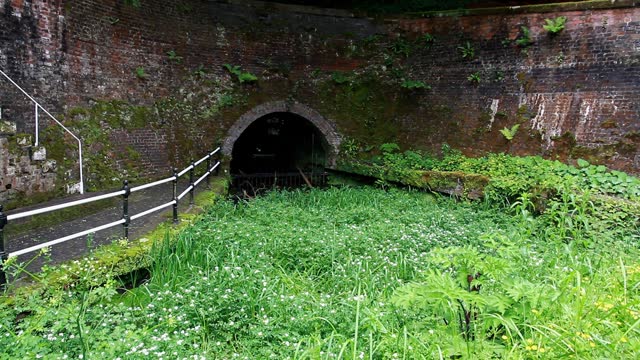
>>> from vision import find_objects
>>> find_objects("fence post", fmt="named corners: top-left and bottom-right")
top-left (206, 155), bottom-right (212, 190)
top-left (172, 167), bottom-right (178, 224)
top-left (122, 180), bottom-right (130, 239)
top-left (215, 151), bottom-right (221, 176)
top-left (189, 160), bottom-right (195, 206)
top-left (0, 205), bottom-right (7, 290)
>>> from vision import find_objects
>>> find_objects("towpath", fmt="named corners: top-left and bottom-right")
top-left (4, 178), bottom-right (208, 278)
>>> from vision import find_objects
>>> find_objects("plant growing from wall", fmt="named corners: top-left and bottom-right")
top-left (401, 80), bottom-right (430, 90)
top-left (467, 72), bottom-right (481, 84)
top-left (420, 33), bottom-right (435, 48)
top-left (135, 67), bottom-right (148, 79)
top-left (389, 37), bottom-right (412, 58)
top-left (499, 124), bottom-right (520, 141)
top-left (166, 50), bottom-right (183, 64)
top-left (543, 16), bottom-right (567, 35)
top-left (192, 65), bottom-right (206, 78)
top-left (124, 0), bottom-right (141, 8)
top-left (331, 71), bottom-right (351, 85)
top-left (223, 64), bottom-right (258, 83)
top-left (458, 41), bottom-right (475, 59)
top-left (515, 26), bottom-right (533, 47)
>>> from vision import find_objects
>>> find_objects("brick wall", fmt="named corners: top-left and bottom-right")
top-left (390, 5), bottom-right (639, 171)
top-left (0, 0), bottom-right (639, 203)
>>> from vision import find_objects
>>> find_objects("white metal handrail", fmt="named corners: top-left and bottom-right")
top-left (0, 69), bottom-right (84, 194)
top-left (8, 219), bottom-right (126, 258)
top-left (130, 200), bottom-right (176, 221)
top-left (130, 176), bottom-right (176, 193)
top-left (7, 189), bottom-right (126, 221)
top-left (1, 150), bottom-right (221, 264)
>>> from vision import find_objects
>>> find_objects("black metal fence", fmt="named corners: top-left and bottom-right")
top-left (232, 171), bottom-right (328, 196)
top-left (0, 148), bottom-right (222, 290)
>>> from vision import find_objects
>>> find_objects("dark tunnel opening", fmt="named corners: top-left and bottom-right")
top-left (230, 112), bottom-right (328, 192)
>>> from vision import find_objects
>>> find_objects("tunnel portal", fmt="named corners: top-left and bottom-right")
top-left (230, 112), bottom-right (329, 192)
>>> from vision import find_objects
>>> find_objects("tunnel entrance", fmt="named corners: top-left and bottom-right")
top-left (230, 112), bottom-right (329, 194)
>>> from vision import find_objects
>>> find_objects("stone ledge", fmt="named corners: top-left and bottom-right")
top-left (338, 161), bottom-right (489, 200)
top-left (391, 0), bottom-right (639, 19)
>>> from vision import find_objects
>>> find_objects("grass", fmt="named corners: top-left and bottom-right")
top-left (0, 181), bottom-right (639, 359)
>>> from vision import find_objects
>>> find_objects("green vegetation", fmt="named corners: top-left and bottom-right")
top-left (499, 123), bottom-right (520, 141)
top-left (354, 145), bottom-right (640, 204)
top-left (223, 64), bottom-right (258, 83)
top-left (400, 80), bottom-right (430, 90)
top-left (420, 33), bottom-right (435, 48)
top-left (467, 72), bottom-right (481, 84)
top-left (458, 41), bottom-right (475, 59)
top-left (389, 37), bottom-right (412, 58)
top-left (134, 67), bottom-right (148, 79)
top-left (331, 71), bottom-right (352, 85)
top-left (516, 26), bottom-right (533, 47)
top-left (191, 64), bottom-right (207, 78)
top-left (166, 50), bottom-right (183, 63)
top-left (123, 0), bottom-right (141, 8)
top-left (543, 16), bottom-right (567, 35)
top-left (2, 177), bottom-right (638, 358)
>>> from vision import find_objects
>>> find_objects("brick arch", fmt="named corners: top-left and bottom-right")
top-left (222, 101), bottom-right (342, 168)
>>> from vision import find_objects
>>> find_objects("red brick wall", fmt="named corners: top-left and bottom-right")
top-left (390, 5), bottom-right (639, 171)
top-left (1, 0), bottom-right (639, 188)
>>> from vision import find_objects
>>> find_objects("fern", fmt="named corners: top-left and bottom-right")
top-left (499, 124), bottom-right (520, 141)
top-left (543, 16), bottom-right (567, 35)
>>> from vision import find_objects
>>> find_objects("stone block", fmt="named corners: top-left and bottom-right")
top-left (32, 146), bottom-right (47, 161)
top-left (66, 182), bottom-right (82, 194)
top-left (42, 159), bottom-right (57, 173)
top-left (0, 120), bottom-right (16, 135)
top-left (16, 135), bottom-right (32, 146)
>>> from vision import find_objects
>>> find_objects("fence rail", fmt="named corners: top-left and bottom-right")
top-left (0, 147), bottom-right (221, 289)
top-left (232, 171), bottom-right (329, 193)
top-left (0, 69), bottom-right (85, 194)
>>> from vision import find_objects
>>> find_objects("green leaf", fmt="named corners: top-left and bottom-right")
top-left (576, 159), bottom-right (590, 168)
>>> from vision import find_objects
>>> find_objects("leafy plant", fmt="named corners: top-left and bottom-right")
top-left (467, 72), bottom-right (481, 84)
top-left (401, 80), bottom-right (430, 90)
top-left (331, 71), bottom-right (351, 85)
top-left (515, 26), bottom-right (533, 47)
top-left (134, 67), bottom-right (148, 79)
top-left (192, 64), bottom-right (206, 77)
top-left (166, 50), bottom-right (183, 64)
top-left (499, 124), bottom-right (520, 141)
top-left (389, 37), bottom-right (412, 58)
top-left (124, 0), bottom-right (141, 8)
top-left (223, 64), bottom-right (258, 83)
top-left (458, 41), bottom-right (475, 59)
top-left (379, 142), bottom-right (401, 154)
top-left (543, 16), bottom-right (567, 35)
top-left (420, 33), bottom-right (435, 48)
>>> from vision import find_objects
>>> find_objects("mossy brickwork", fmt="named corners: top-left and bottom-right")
top-left (1, 0), bottom-right (639, 204)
